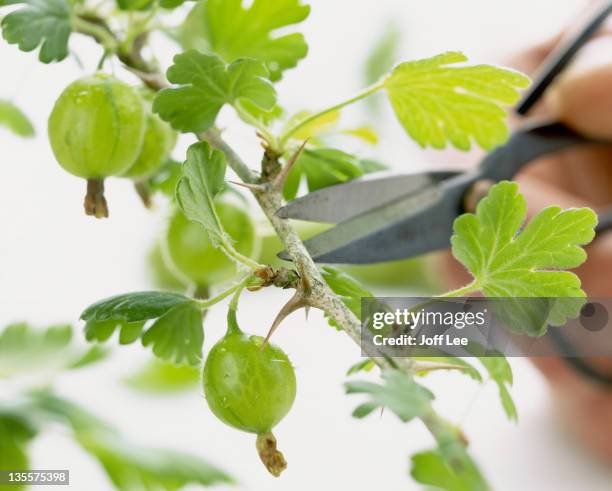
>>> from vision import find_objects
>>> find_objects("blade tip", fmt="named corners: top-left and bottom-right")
top-left (275, 206), bottom-right (290, 219)
top-left (277, 250), bottom-right (292, 261)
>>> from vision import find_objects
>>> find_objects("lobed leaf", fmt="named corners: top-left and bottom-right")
top-left (175, 141), bottom-right (230, 249)
top-left (185, 0), bottom-right (311, 81)
top-left (0, 0), bottom-right (72, 63)
top-left (384, 52), bottom-right (530, 150)
top-left (451, 181), bottom-right (597, 335)
top-left (0, 322), bottom-right (106, 378)
top-left (81, 291), bottom-right (193, 323)
top-left (345, 369), bottom-right (434, 422)
top-left (81, 292), bottom-right (203, 366)
top-left (478, 356), bottom-right (517, 421)
top-left (153, 51), bottom-right (276, 133)
top-left (29, 391), bottom-right (233, 488)
top-left (84, 319), bottom-right (145, 344)
top-left (141, 302), bottom-right (204, 366)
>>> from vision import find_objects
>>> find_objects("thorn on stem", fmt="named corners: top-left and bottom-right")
top-left (228, 180), bottom-right (267, 193)
top-left (262, 266), bottom-right (313, 347)
top-left (262, 289), bottom-right (308, 347)
top-left (272, 139), bottom-right (308, 192)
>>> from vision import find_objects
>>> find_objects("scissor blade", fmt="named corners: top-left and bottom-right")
top-left (517, 0), bottom-right (612, 115)
top-left (276, 170), bottom-right (460, 223)
top-left (279, 181), bottom-right (461, 264)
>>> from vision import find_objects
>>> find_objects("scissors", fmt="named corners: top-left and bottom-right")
top-left (277, 0), bottom-right (612, 266)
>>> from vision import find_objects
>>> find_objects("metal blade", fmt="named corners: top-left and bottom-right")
top-left (278, 177), bottom-right (465, 264)
top-left (276, 170), bottom-right (460, 223)
top-left (517, 0), bottom-right (612, 115)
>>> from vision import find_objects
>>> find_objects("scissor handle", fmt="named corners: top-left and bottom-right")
top-left (517, 0), bottom-right (612, 115)
top-left (478, 121), bottom-right (608, 182)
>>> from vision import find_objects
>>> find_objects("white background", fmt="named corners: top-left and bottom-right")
top-left (2, 0), bottom-right (612, 490)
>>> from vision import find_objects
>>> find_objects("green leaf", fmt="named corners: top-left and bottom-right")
top-left (81, 292), bottom-right (203, 366)
top-left (478, 356), bottom-right (517, 421)
top-left (284, 148), bottom-right (387, 201)
top-left (148, 158), bottom-right (183, 198)
top-left (141, 302), bottom-right (204, 365)
top-left (175, 141), bottom-right (230, 249)
top-left (0, 100), bottom-right (35, 137)
top-left (0, 323), bottom-right (75, 377)
top-left (0, 0), bottom-right (72, 63)
top-left (384, 52), bottom-right (530, 150)
top-left (159, 0), bottom-right (187, 8)
top-left (0, 322), bottom-right (110, 378)
top-left (322, 266), bottom-right (372, 324)
top-left (0, 408), bottom-right (37, 490)
top-left (29, 391), bottom-right (233, 489)
top-left (411, 449), bottom-right (489, 491)
top-left (30, 390), bottom-right (109, 433)
top-left (413, 355), bottom-right (483, 382)
top-left (84, 319), bottom-right (145, 344)
top-left (340, 126), bottom-right (379, 145)
top-left (345, 369), bottom-right (434, 422)
top-left (282, 110), bottom-right (379, 146)
top-left (364, 23), bottom-right (401, 86)
top-left (81, 291), bottom-right (193, 323)
top-left (238, 99), bottom-right (284, 126)
top-left (192, 0), bottom-right (310, 81)
top-left (68, 345), bottom-right (111, 370)
top-left (124, 359), bottom-right (200, 393)
top-left (451, 181), bottom-right (597, 334)
top-left (285, 109), bottom-right (341, 141)
top-left (346, 358), bottom-right (376, 376)
top-left (116, 0), bottom-right (154, 10)
top-left (153, 51), bottom-right (276, 133)
top-left (79, 431), bottom-right (233, 489)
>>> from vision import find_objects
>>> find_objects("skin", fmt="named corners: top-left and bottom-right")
top-left (165, 201), bottom-right (258, 287)
top-left (48, 74), bottom-right (145, 178)
top-left (443, 12), bottom-right (612, 462)
top-left (121, 110), bottom-right (176, 179)
top-left (203, 328), bottom-right (296, 434)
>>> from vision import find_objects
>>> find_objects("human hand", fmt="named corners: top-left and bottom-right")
top-left (442, 4), bottom-right (612, 462)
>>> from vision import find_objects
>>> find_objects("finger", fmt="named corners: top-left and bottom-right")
top-left (518, 146), bottom-right (612, 206)
top-left (506, 7), bottom-right (612, 76)
top-left (546, 36), bottom-right (612, 139)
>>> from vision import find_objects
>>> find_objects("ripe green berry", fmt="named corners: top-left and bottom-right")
top-left (48, 73), bottom-right (145, 218)
top-left (121, 111), bottom-right (176, 181)
top-left (165, 200), bottom-right (258, 288)
top-left (203, 310), bottom-right (296, 476)
top-left (121, 98), bottom-right (177, 208)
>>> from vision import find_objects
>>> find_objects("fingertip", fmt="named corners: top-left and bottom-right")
top-left (547, 37), bottom-right (612, 139)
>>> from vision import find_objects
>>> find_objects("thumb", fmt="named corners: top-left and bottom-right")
top-left (546, 36), bottom-right (612, 139)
